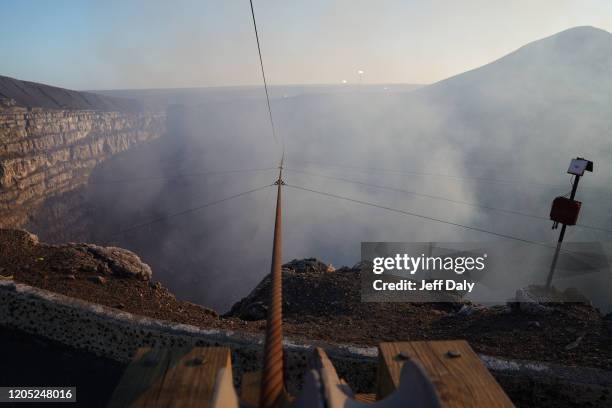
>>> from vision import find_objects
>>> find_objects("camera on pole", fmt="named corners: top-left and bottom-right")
top-left (546, 157), bottom-right (593, 288)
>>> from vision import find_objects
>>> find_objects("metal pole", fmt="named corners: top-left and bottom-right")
top-left (545, 175), bottom-right (580, 288)
top-left (260, 163), bottom-right (285, 408)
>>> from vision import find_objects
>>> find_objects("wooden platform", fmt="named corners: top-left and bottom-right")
top-left (109, 340), bottom-right (514, 407)
top-left (378, 340), bottom-right (515, 407)
top-left (108, 347), bottom-right (231, 408)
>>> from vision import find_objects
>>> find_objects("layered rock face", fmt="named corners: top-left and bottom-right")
top-left (0, 107), bottom-right (165, 228)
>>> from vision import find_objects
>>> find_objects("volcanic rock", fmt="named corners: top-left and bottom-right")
top-left (85, 245), bottom-right (152, 281)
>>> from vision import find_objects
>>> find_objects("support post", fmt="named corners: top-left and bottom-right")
top-left (546, 175), bottom-right (580, 288)
top-left (260, 162), bottom-right (286, 408)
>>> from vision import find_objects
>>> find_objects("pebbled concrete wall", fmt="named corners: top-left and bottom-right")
top-left (0, 280), bottom-right (376, 393)
top-left (1, 279), bottom-right (611, 403)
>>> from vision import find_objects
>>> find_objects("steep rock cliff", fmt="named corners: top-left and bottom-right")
top-left (0, 104), bottom-right (165, 228)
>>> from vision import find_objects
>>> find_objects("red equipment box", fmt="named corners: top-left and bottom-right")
top-left (550, 197), bottom-right (581, 225)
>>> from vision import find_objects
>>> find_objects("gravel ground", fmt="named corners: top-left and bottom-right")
top-left (2, 230), bottom-right (611, 371)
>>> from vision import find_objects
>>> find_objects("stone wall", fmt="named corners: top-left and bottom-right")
top-left (0, 280), bottom-right (376, 393)
top-left (0, 108), bottom-right (165, 228)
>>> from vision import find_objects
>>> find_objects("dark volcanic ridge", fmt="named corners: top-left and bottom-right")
top-left (0, 75), bottom-right (141, 111)
top-left (2, 229), bottom-right (611, 371)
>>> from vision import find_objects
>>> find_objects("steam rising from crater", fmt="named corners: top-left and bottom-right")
top-left (26, 26), bottom-right (612, 313)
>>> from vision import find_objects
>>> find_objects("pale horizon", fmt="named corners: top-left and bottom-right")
top-left (2, 1), bottom-right (612, 90)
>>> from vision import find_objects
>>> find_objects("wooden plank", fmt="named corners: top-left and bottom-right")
top-left (378, 340), bottom-right (514, 408)
top-left (240, 371), bottom-right (261, 408)
top-left (157, 347), bottom-right (232, 407)
top-left (210, 366), bottom-right (240, 408)
top-left (108, 347), bottom-right (172, 408)
top-left (108, 347), bottom-right (231, 408)
top-left (310, 347), bottom-right (342, 384)
top-left (354, 393), bottom-right (376, 403)
top-left (310, 347), bottom-right (355, 408)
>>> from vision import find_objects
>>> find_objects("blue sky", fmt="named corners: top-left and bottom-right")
top-left (1, 0), bottom-right (612, 90)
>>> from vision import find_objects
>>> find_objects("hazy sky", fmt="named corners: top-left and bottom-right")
top-left (1, 0), bottom-right (612, 90)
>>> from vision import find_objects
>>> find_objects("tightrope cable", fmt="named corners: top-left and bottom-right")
top-left (285, 183), bottom-right (605, 263)
top-left (286, 168), bottom-right (612, 235)
top-left (109, 184), bottom-right (272, 237)
top-left (249, 0), bottom-right (284, 161)
top-left (286, 183), bottom-right (544, 245)
top-left (287, 159), bottom-right (610, 194)
top-left (90, 167), bottom-right (276, 185)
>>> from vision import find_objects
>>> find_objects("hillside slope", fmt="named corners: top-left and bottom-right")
top-left (421, 26), bottom-right (612, 104)
top-left (0, 75), bottom-right (141, 111)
